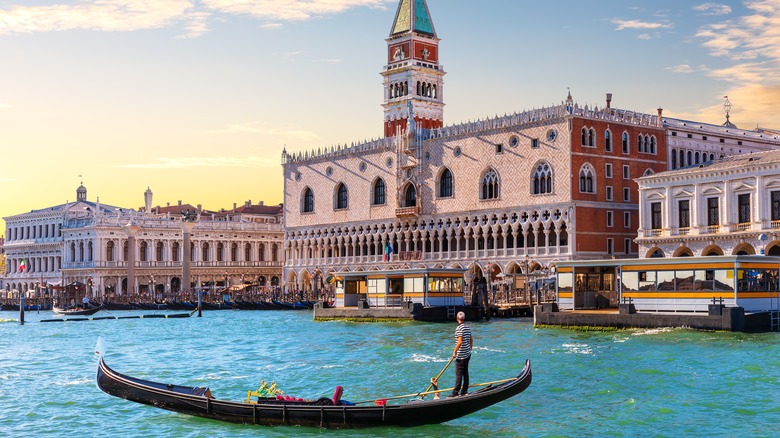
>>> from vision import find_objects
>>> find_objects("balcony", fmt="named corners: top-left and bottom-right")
top-left (706, 225), bottom-right (720, 234)
top-left (395, 206), bottom-right (420, 218)
top-left (736, 222), bottom-right (752, 232)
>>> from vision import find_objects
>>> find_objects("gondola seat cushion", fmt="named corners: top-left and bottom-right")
top-left (332, 386), bottom-right (343, 405)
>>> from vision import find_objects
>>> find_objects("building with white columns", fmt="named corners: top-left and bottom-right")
top-left (3, 185), bottom-right (283, 299)
top-left (637, 149), bottom-right (780, 258)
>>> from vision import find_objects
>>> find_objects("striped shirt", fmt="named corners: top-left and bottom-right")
top-left (454, 322), bottom-right (472, 359)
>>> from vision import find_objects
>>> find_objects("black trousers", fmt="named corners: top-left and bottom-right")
top-left (452, 356), bottom-right (470, 396)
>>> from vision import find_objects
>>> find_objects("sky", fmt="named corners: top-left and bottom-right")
top-left (1, 0), bottom-right (780, 232)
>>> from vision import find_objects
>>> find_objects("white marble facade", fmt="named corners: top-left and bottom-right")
top-left (3, 185), bottom-right (283, 299)
top-left (637, 149), bottom-right (780, 258)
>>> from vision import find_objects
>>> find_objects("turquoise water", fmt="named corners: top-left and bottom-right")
top-left (1, 310), bottom-right (778, 437)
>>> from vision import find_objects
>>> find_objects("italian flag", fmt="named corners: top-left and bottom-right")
top-left (19, 258), bottom-right (26, 272)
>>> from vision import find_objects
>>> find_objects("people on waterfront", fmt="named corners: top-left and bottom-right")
top-left (451, 311), bottom-right (473, 397)
top-left (83, 294), bottom-right (90, 308)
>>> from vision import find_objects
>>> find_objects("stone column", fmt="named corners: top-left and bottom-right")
top-left (124, 220), bottom-right (140, 296)
top-left (181, 221), bottom-right (195, 294)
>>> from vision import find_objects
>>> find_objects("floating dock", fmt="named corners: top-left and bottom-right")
top-left (534, 303), bottom-right (775, 332)
top-left (312, 302), bottom-right (483, 322)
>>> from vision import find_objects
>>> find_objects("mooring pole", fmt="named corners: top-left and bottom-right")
top-left (197, 290), bottom-right (202, 317)
top-left (20, 292), bottom-right (25, 326)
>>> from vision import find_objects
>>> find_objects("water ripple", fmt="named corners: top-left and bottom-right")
top-left (0, 310), bottom-right (778, 437)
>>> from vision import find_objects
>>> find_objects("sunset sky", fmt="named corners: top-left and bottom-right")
top-left (1, 0), bottom-right (779, 231)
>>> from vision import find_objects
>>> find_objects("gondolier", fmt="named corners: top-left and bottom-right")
top-left (451, 311), bottom-right (473, 397)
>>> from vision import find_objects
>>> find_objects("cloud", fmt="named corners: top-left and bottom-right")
top-left (0, 0), bottom-right (193, 34)
top-left (204, 122), bottom-right (319, 140)
top-left (175, 10), bottom-right (210, 39)
top-left (695, 0), bottom-right (780, 84)
top-left (117, 155), bottom-right (280, 169)
top-left (667, 64), bottom-right (709, 73)
top-left (693, 3), bottom-right (732, 16)
top-left (638, 33), bottom-right (651, 40)
top-left (0, 0), bottom-right (393, 36)
top-left (202, 0), bottom-right (391, 22)
top-left (668, 84), bottom-right (780, 129)
top-left (612, 19), bottom-right (672, 31)
top-left (260, 22), bottom-right (283, 30)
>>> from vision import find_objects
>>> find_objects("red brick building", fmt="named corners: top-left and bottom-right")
top-left (281, 0), bottom-right (668, 291)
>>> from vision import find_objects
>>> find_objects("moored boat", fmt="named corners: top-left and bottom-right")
top-left (96, 350), bottom-right (532, 428)
top-left (53, 305), bottom-right (102, 316)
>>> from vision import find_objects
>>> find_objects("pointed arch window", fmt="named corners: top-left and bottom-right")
top-left (579, 164), bottom-right (596, 193)
top-left (405, 184), bottom-right (417, 207)
top-left (373, 178), bottom-right (386, 205)
top-left (335, 183), bottom-right (348, 210)
top-left (605, 129), bottom-right (612, 152)
top-left (439, 168), bottom-right (453, 197)
top-left (302, 187), bottom-right (314, 213)
top-left (481, 168), bottom-right (499, 200)
top-left (588, 128), bottom-right (595, 147)
top-left (532, 162), bottom-right (553, 194)
top-left (581, 127), bottom-right (587, 145)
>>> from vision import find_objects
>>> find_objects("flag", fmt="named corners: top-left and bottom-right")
top-left (325, 275), bottom-right (335, 285)
top-left (19, 258), bottom-right (26, 272)
top-left (384, 243), bottom-right (393, 262)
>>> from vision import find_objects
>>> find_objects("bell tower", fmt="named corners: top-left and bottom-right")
top-left (382, 0), bottom-right (445, 137)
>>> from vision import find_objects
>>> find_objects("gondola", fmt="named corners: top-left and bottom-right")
top-left (101, 301), bottom-right (136, 311)
top-left (53, 304), bottom-right (102, 316)
top-left (96, 351), bottom-right (532, 429)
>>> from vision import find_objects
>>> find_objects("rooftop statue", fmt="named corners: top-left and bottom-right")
top-left (181, 209), bottom-right (197, 223)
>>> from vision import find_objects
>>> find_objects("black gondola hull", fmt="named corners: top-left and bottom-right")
top-left (53, 305), bottom-right (102, 316)
top-left (96, 357), bottom-right (531, 428)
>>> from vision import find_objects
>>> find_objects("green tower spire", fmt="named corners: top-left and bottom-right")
top-left (391, 0), bottom-right (436, 37)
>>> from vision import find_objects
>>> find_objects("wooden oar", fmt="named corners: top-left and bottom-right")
top-left (352, 377), bottom-right (517, 405)
top-left (420, 356), bottom-right (455, 400)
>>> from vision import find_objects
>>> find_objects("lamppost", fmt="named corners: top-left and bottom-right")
top-left (224, 271), bottom-right (229, 302)
top-left (525, 255), bottom-right (530, 305)
top-left (124, 220), bottom-right (140, 299)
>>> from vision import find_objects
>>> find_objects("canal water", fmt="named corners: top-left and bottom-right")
top-left (1, 310), bottom-right (778, 437)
